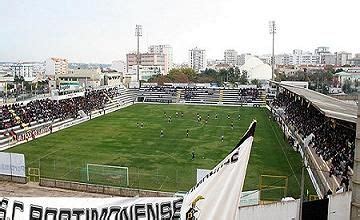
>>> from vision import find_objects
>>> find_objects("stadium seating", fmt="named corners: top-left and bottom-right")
top-left (221, 88), bottom-right (265, 106)
top-left (272, 92), bottom-right (355, 191)
top-left (180, 88), bottom-right (220, 104)
top-left (137, 86), bottom-right (178, 103)
top-left (137, 87), bottom-right (266, 106)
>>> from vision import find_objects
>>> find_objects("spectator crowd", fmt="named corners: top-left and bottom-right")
top-left (272, 91), bottom-right (355, 191)
top-left (0, 87), bottom-right (120, 130)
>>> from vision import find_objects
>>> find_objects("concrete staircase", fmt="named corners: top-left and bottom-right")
top-left (219, 90), bottom-right (224, 102)
top-left (176, 90), bottom-right (182, 103)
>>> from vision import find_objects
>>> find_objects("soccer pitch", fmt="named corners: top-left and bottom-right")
top-left (6, 103), bottom-right (314, 199)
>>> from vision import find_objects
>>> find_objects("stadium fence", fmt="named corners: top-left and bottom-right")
top-left (28, 158), bottom-right (198, 193)
top-left (25, 158), bottom-right (300, 201)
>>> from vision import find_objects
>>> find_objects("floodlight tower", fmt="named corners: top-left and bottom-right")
top-left (135, 25), bottom-right (143, 82)
top-left (269, 21), bottom-right (277, 81)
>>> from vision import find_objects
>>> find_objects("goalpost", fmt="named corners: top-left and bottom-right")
top-left (86, 163), bottom-right (129, 187)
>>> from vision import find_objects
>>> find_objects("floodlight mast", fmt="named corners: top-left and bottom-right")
top-left (135, 25), bottom-right (143, 83)
top-left (269, 21), bottom-right (276, 81)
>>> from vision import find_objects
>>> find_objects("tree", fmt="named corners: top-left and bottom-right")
top-left (239, 70), bottom-right (248, 85)
top-left (250, 79), bottom-right (261, 88)
top-left (278, 68), bottom-right (335, 94)
top-left (334, 68), bottom-right (344, 73)
top-left (14, 75), bottom-right (24, 84)
top-left (219, 69), bottom-right (228, 85)
top-left (355, 79), bottom-right (359, 88)
top-left (342, 79), bottom-right (352, 94)
top-left (168, 68), bottom-right (196, 82)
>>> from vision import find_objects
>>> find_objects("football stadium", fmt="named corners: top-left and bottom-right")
top-left (2, 0), bottom-right (360, 218)
top-left (0, 84), bottom-right (358, 219)
top-left (1, 87), bottom-right (312, 196)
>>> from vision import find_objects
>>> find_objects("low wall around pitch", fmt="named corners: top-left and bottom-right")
top-left (237, 191), bottom-right (352, 220)
top-left (40, 178), bottom-right (173, 197)
top-left (237, 199), bottom-right (300, 220)
top-left (0, 174), bottom-right (26, 184)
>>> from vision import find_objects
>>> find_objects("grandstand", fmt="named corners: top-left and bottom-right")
top-left (137, 86), bottom-right (266, 106)
top-left (270, 82), bottom-right (357, 197)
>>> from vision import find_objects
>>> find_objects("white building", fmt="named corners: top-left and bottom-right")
top-left (239, 56), bottom-right (272, 80)
top-left (275, 47), bottom-right (353, 66)
top-left (103, 72), bottom-right (123, 86)
top-left (237, 53), bottom-right (251, 66)
top-left (10, 62), bottom-right (44, 81)
top-left (224, 49), bottom-right (238, 66)
top-left (127, 65), bottom-right (164, 81)
top-left (275, 51), bottom-right (319, 66)
top-left (258, 54), bottom-right (272, 65)
top-left (0, 73), bottom-right (14, 93)
top-left (111, 60), bottom-right (126, 73)
top-left (315, 46), bottom-right (330, 55)
top-left (189, 47), bottom-right (206, 72)
top-left (45, 58), bottom-right (68, 77)
top-left (299, 52), bottom-right (320, 65)
top-left (207, 59), bottom-right (231, 70)
top-left (126, 53), bottom-right (167, 81)
top-left (314, 47), bottom-right (334, 64)
top-left (349, 54), bottom-right (360, 66)
top-left (334, 71), bottom-right (360, 90)
top-left (58, 68), bottom-right (102, 89)
top-left (323, 54), bottom-right (337, 65)
top-left (148, 45), bottom-right (173, 74)
top-left (335, 52), bottom-right (352, 66)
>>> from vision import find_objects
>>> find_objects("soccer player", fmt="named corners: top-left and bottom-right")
top-left (227, 114), bottom-right (230, 120)
top-left (215, 113), bottom-right (218, 119)
top-left (238, 114), bottom-right (241, 120)
top-left (160, 129), bottom-right (164, 137)
top-left (176, 112), bottom-right (179, 117)
top-left (168, 117), bottom-right (171, 123)
top-left (191, 150), bottom-right (195, 160)
top-left (231, 122), bottom-right (234, 130)
top-left (221, 135), bottom-right (224, 142)
top-left (181, 112), bottom-right (184, 117)
top-left (205, 119), bottom-right (208, 124)
top-left (207, 113), bottom-right (210, 119)
top-left (140, 122), bottom-right (144, 128)
top-left (186, 129), bottom-right (189, 137)
top-left (136, 122), bottom-right (139, 127)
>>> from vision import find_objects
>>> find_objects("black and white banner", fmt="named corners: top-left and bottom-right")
top-left (0, 197), bottom-right (182, 220)
top-left (0, 121), bottom-right (256, 220)
top-left (180, 120), bottom-right (256, 220)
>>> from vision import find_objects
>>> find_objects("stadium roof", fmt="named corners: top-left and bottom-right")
top-left (276, 82), bottom-right (358, 123)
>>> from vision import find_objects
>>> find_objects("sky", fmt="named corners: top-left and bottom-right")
top-left (0, 0), bottom-right (359, 64)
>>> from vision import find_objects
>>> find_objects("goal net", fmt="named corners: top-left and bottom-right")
top-left (86, 163), bottom-right (129, 187)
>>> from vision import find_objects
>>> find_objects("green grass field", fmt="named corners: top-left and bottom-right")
top-left (6, 103), bottom-right (315, 200)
